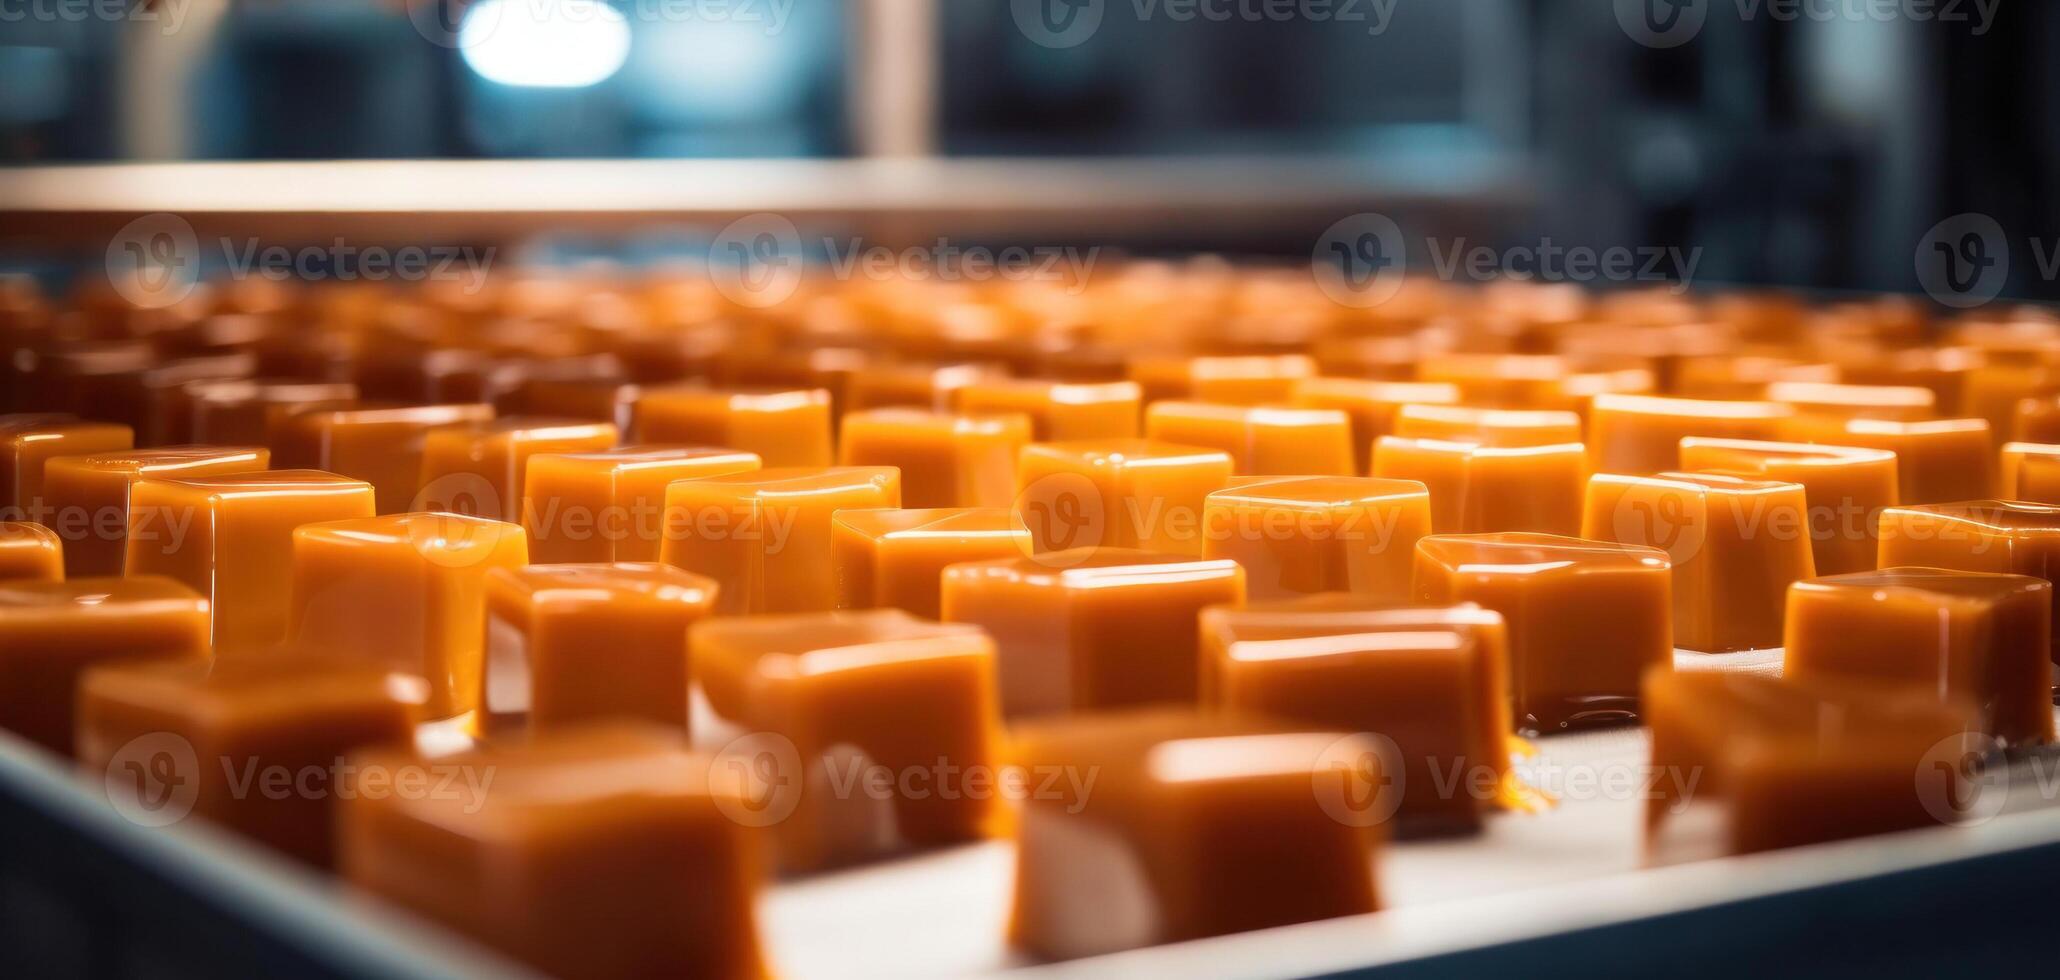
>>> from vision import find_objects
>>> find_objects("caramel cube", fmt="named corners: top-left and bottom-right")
top-left (186, 379), bottom-right (358, 447)
top-left (1202, 597), bottom-right (1510, 824)
top-left (1008, 710), bottom-right (1380, 960)
top-left (1999, 441), bottom-right (2060, 499)
top-left (521, 446), bottom-right (762, 563)
top-left (1144, 402), bottom-right (1355, 476)
top-left (41, 447), bottom-right (270, 577)
top-left (1586, 394), bottom-right (1789, 474)
top-left (2014, 392), bottom-right (2060, 443)
top-left (955, 379), bottom-right (1142, 441)
top-left (689, 609), bottom-right (1001, 870)
top-left (838, 409), bottom-right (1031, 508)
top-left (830, 507), bottom-right (1030, 618)
top-left (1392, 405), bottom-right (1583, 448)
top-left (1200, 476), bottom-right (1431, 601)
top-left (77, 658), bottom-right (425, 866)
top-left (0, 521), bottom-right (61, 581)
top-left (1128, 354), bottom-right (1315, 405)
top-left (1678, 438), bottom-right (1898, 576)
top-left (128, 470), bottom-right (376, 657)
top-left (418, 418), bottom-right (618, 523)
top-left (0, 415), bottom-right (133, 518)
top-left (339, 725), bottom-right (766, 980)
top-left (1786, 568), bottom-right (2051, 745)
top-left (659, 466), bottom-right (900, 614)
top-left (272, 403), bottom-right (495, 514)
top-left (1778, 417), bottom-right (1994, 505)
top-left (1014, 440), bottom-right (1234, 554)
top-left (634, 386), bottom-right (833, 466)
top-left (1290, 377), bottom-right (1461, 473)
top-left (1878, 501), bottom-right (2060, 663)
top-left (287, 512), bottom-right (529, 717)
top-left (847, 363), bottom-right (1000, 413)
top-left (1765, 380), bottom-right (1936, 421)
top-left (940, 549), bottom-right (1245, 716)
top-left (482, 563), bottom-right (718, 733)
top-left (1413, 533), bottom-right (1671, 730)
top-left (1644, 671), bottom-right (1979, 857)
top-left (1583, 471), bottom-right (1815, 651)
top-left (1372, 437), bottom-right (1586, 536)
top-left (2018, 453), bottom-right (2060, 504)
top-left (0, 575), bottom-right (209, 753)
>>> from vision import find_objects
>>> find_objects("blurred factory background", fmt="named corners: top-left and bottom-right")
top-left (0, 0), bottom-right (2053, 300)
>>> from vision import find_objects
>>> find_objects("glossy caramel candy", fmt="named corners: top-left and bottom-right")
top-left (847, 363), bottom-right (1000, 413)
top-left (521, 446), bottom-right (762, 563)
top-left (1786, 568), bottom-right (2051, 745)
top-left (40, 447), bottom-right (270, 577)
top-left (127, 470), bottom-right (376, 657)
top-left (482, 563), bottom-right (718, 733)
top-left (339, 725), bottom-right (767, 980)
top-left (955, 379), bottom-right (1142, 441)
top-left (1644, 671), bottom-right (1979, 857)
top-left (272, 403), bottom-right (495, 514)
top-left (634, 386), bottom-right (833, 466)
top-left (1290, 378), bottom-right (1461, 473)
top-left (1014, 440), bottom-right (1234, 555)
top-left (660, 466), bottom-right (900, 614)
top-left (831, 507), bottom-right (1030, 619)
top-left (839, 409), bottom-right (1032, 508)
top-left (1999, 441), bottom-right (2060, 500)
top-left (0, 575), bottom-right (208, 754)
top-left (1586, 394), bottom-right (1789, 475)
top-left (1200, 476), bottom-right (1431, 601)
top-left (186, 379), bottom-right (358, 447)
top-left (418, 418), bottom-right (618, 523)
top-left (1143, 402), bottom-right (1355, 477)
top-left (690, 609), bottom-right (1001, 870)
top-left (1765, 380), bottom-right (1936, 421)
top-left (1373, 437), bottom-right (1586, 536)
top-left (1392, 405), bottom-right (1582, 448)
top-left (1128, 354), bottom-right (1315, 405)
top-left (1583, 471), bottom-right (1815, 652)
top-left (0, 521), bottom-right (62, 581)
top-left (78, 658), bottom-right (426, 866)
top-left (1878, 501), bottom-right (2060, 663)
top-left (1007, 710), bottom-right (1381, 960)
top-left (1202, 597), bottom-right (1510, 825)
top-left (1778, 417), bottom-right (1993, 505)
top-left (2017, 452), bottom-right (2060, 504)
top-left (1414, 533), bottom-right (1671, 730)
top-left (1678, 438), bottom-right (1897, 577)
top-left (941, 549), bottom-right (1245, 716)
top-left (0, 415), bottom-right (133, 519)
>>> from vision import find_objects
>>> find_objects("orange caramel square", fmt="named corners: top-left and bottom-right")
top-left (41, 446), bottom-right (270, 577)
top-left (1778, 416), bottom-right (1994, 505)
top-left (0, 415), bottom-right (133, 518)
top-left (1373, 437), bottom-right (1586, 536)
top-left (634, 386), bottom-right (833, 466)
top-left (830, 507), bottom-right (1030, 619)
top-left (272, 403), bottom-right (495, 514)
top-left (1877, 501), bottom-right (2060, 663)
top-left (1391, 405), bottom-right (1583, 448)
top-left (0, 575), bottom-right (209, 754)
top-left (1144, 402), bottom-right (1356, 476)
top-left (1014, 440), bottom-right (1234, 555)
top-left (1290, 377), bottom-right (1461, 473)
top-left (418, 417), bottom-right (619, 523)
top-left (0, 520), bottom-right (63, 581)
top-left (1586, 394), bottom-right (1789, 475)
top-left (1678, 438), bottom-right (1897, 576)
top-left (1200, 476), bottom-right (1431, 601)
top-left (660, 466), bottom-right (900, 614)
top-left (521, 446), bottom-right (762, 563)
top-left (838, 409), bottom-right (1032, 508)
top-left (955, 379), bottom-right (1142, 441)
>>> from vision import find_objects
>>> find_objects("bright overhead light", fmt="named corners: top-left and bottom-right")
top-left (459, 0), bottom-right (632, 89)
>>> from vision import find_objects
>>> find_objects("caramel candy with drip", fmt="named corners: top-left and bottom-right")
top-left (1878, 501), bottom-right (2060, 663)
top-left (1007, 709), bottom-right (1381, 960)
top-left (1144, 402), bottom-right (1355, 476)
top-left (0, 415), bottom-right (133, 518)
top-left (1678, 438), bottom-right (1897, 577)
top-left (1201, 476), bottom-right (1431, 601)
top-left (955, 379), bottom-right (1142, 441)
top-left (482, 563), bottom-right (718, 733)
top-left (1392, 405), bottom-right (1583, 448)
top-left (1586, 394), bottom-right (1789, 474)
top-left (0, 521), bottom-right (61, 581)
top-left (1128, 354), bottom-right (1316, 405)
top-left (185, 379), bottom-right (358, 447)
top-left (839, 409), bottom-right (1031, 508)
top-left (941, 549), bottom-right (1244, 717)
top-left (339, 725), bottom-right (767, 980)
top-left (1999, 441), bottom-right (2060, 500)
top-left (287, 512), bottom-right (529, 718)
top-left (1413, 533), bottom-right (1671, 730)
top-left (273, 403), bottom-right (495, 514)
top-left (660, 466), bottom-right (900, 614)
top-left (1786, 567), bottom-right (2051, 745)
top-left (1583, 471), bottom-right (1815, 652)
top-left (831, 507), bottom-right (1030, 618)
top-left (1373, 437), bottom-right (1586, 536)
top-left (128, 470), bottom-right (376, 657)
top-left (1202, 596), bottom-right (1510, 825)
top-left (41, 447), bottom-right (270, 577)
top-left (418, 417), bottom-right (618, 523)
top-left (1014, 440), bottom-right (1234, 555)
top-left (0, 575), bottom-right (209, 754)
top-left (521, 446), bottom-right (762, 563)
top-left (1764, 380), bottom-right (1936, 421)
top-left (77, 658), bottom-right (426, 866)
top-left (1780, 416), bottom-right (1994, 505)
top-left (1290, 378), bottom-right (1461, 473)
top-left (635, 386), bottom-right (833, 466)
top-left (1644, 671), bottom-right (1979, 857)
top-left (690, 609), bottom-right (1001, 870)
